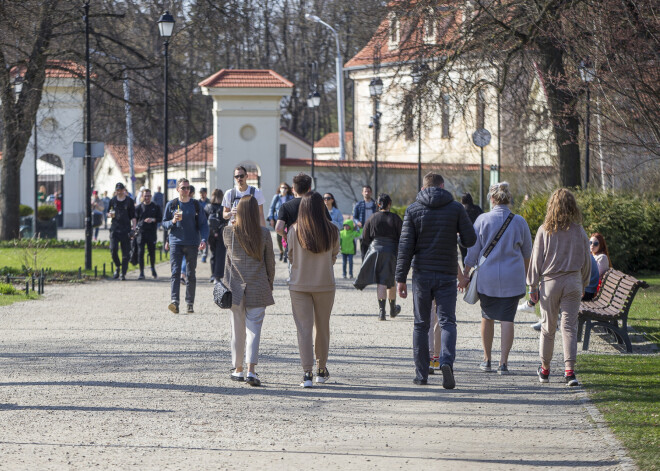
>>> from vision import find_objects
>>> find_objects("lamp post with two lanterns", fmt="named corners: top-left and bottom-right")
top-left (579, 59), bottom-right (595, 188)
top-left (158, 11), bottom-right (175, 205)
top-left (369, 77), bottom-right (383, 197)
top-left (411, 63), bottom-right (429, 191)
top-left (307, 90), bottom-right (321, 189)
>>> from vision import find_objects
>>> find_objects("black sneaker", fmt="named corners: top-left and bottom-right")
top-left (378, 309), bottom-right (386, 321)
top-left (316, 367), bottom-right (330, 384)
top-left (187, 304), bottom-right (194, 314)
top-left (245, 373), bottom-right (261, 387)
top-left (113, 270), bottom-right (119, 279)
top-left (120, 274), bottom-right (126, 281)
top-left (413, 378), bottom-right (428, 385)
top-left (537, 366), bottom-right (549, 383)
top-left (151, 267), bottom-right (158, 279)
top-left (440, 364), bottom-right (455, 389)
top-left (168, 302), bottom-right (179, 314)
top-left (138, 272), bottom-right (145, 280)
top-left (564, 374), bottom-right (579, 387)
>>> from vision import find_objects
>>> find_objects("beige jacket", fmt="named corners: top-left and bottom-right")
top-left (526, 223), bottom-right (592, 288)
top-left (287, 224), bottom-right (340, 292)
top-left (222, 226), bottom-right (275, 308)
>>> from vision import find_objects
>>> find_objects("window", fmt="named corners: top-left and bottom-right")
top-left (476, 89), bottom-right (486, 130)
top-left (423, 8), bottom-right (435, 44)
top-left (279, 144), bottom-right (287, 159)
top-left (441, 94), bottom-right (451, 138)
top-left (403, 94), bottom-right (414, 141)
top-left (389, 14), bottom-right (400, 49)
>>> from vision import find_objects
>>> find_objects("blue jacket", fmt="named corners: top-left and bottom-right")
top-left (268, 194), bottom-right (293, 221)
top-left (353, 199), bottom-right (378, 227)
top-left (162, 199), bottom-right (209, 246)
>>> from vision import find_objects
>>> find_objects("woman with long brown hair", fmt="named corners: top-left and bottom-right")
top-left (527, 188), bottom-right (592, 387)
top-left (589, 232), bottom-right (612, 279)
top-left (221, 195), bottom-right (275, 386)
top-left (287, 191), bottom-right (340, 388)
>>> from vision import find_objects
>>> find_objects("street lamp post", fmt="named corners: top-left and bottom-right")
top-left (369, 77), bottom-right (383, 197)
top-left (305, 14), bottom-right (346, 160)
top-left (83, 0), bottom-right (93, 270)
top-left (307, 90), bottom-right (321, 189)
top-left (158, 10), bottom-right (174, 246)
top-left (579, 59), bottom-right (595, 188)
top-left (411, 63), bottom-right (429, 190)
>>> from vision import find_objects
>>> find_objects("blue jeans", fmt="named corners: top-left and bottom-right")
top-left (342, 253), bottom-right (354, 277)
top-left (412, 271), bottom-right (457, 380)
top-left (170, 244), bottom-right (198, 305)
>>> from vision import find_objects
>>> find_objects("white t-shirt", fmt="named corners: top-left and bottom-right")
top-left (222, 185), bottom-right (265, 209)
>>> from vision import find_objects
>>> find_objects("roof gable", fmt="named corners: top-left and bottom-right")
top-left (199, 69), bottom-right (294, 88)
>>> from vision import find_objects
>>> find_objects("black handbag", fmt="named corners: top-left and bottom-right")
top-left (213, 229), bottom-right (234, 309)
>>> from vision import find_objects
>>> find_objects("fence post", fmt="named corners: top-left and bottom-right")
top-left (111, 262), bottom-right (114, 274)
top-left (25, 281), bottom-right (29, 296)
top-left (103, 263), bottom-right (106, 277)
top-left (5, 274), bottom-right (9, 284)
top-left (94, 266), bottom-right (98, 278)
top-left (32, 274), bottom-right (35, 292)
top-left (159, 246), bottom-right (162, 261)
top-left (78, 267), bottom-right (82, 279)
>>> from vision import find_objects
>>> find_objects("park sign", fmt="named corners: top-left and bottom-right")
top-left (73, 141), bottom-right (105, 158)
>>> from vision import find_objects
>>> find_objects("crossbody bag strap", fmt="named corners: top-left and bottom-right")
top-left (228, 229), bottom-right (235, 287)
top-left (481, 213), bottom-right (515, 261)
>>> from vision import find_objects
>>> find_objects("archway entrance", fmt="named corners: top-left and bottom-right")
top-left (38, 154), bottom-right (64, 227)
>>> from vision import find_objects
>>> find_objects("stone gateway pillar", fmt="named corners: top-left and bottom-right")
top-left (199, 69), bottom-right (293, 202)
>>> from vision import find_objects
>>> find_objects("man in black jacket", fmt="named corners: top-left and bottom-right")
top-left (108, 182), bottom-right (136, 280)
top-left (395, 173), bottom-right (476, 389)
top-left (135, 188), bottom-right (163, 279)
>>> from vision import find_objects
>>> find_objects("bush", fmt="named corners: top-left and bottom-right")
top-left (19, 204), bottom-right (34, 217)
top-left (515, 190), bottom-right (660, 272)
top-left (37, 205), bottom-right (58, 221)
top-left (390, 205), bottom-right (407, 220)
top-left (0, 283), bottom-right (16, 295)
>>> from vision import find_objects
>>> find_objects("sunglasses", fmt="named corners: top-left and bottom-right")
top-left (234, 174), bottom-right (246, 179)
top-left (179, 186), bottom-right (190, 191)
top-left (323, 196), bottom-right (333, 200)
top-left (590, 241), bottom-right (599, 246)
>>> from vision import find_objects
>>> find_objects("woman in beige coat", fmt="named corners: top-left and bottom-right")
top-left (527, 189), bottom-right (591, 387)
top-left (287, 192), bottom-right (340, 388)
top-left (222, 195), bottom-right (275, 386)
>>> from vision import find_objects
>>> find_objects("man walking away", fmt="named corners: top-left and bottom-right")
top-left (108, 182), bottom-right (136, 280)
top-left (275, 173), bottom-right (313, 245)
top-left (135, 188), bottom-right (163, 279)
top-left (396, 173), bottom-right (476, 389)
top-left (162, 178), bottom-right (209, 314)
top-left (352, 185), bottom-right (377, 259)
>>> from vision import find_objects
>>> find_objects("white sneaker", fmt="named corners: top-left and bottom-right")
top-left (301, 372), bottom-right (313, 388)
top-left (517, 301), bottom-right (535, 313)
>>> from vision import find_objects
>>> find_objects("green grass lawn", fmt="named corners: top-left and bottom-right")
top-left (0, 247), bottom-right (168, 275)
top-left (579, 272), bottom-right (660, 471)
top-left (0, 292), bottom-right (40, 307)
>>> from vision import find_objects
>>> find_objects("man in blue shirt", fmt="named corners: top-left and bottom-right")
top-left (162, 178), bottom-right (209, 314)
top-left (352, 185), bottom-right (378, 259)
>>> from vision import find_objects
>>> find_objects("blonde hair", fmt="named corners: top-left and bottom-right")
top-left (488, 182), bottom-right (512, 205)
top-left (543, 188), bottom-right (582, 234)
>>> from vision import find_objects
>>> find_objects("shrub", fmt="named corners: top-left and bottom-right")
top-left (0, 283), bottom-right (16, 295)
top-left (390, 205), bottom-right (407, 220)
top-left (19, 204), bottom-right (34, 217)
top-left (515, 190), bottom-right (660, 272)
top-left (37, 205), bottom-right (58, 221)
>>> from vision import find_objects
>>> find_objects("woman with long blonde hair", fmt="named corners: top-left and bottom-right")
top-left (287, 192), bottom-right (340, 388)
top-left (527, 189), bottom-right (592, 387)
top-left (221, 195), bottom-right (275, 386)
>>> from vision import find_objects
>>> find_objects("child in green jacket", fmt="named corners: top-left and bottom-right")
top-left (340, 219), bottom-right (361, 278)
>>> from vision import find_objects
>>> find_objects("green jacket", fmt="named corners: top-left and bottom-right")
top-left (340, 219), bottom-right (361, 255)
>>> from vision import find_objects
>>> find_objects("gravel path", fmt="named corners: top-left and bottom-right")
top-left (0, 237), bottom-right (632, 470)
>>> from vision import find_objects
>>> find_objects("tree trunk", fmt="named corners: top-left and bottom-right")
top-left (539, 45), bottom-right (582, 188)
top-left (0, 151), bottom-right (22, 240)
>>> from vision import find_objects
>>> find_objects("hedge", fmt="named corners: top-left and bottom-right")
top-left (516, 190), bottom-right (660, 272)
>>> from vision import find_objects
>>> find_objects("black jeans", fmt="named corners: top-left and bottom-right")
top-left (412, 271), bottom-right (458, 381)
top-left (170, 244), bottom-right (198, 305)
top-left (138, 233), bottom-right (156, 271)
top-left (109, 231), bottom-right (130, 275)
top-left (213, 237), bottom-right (227, 281)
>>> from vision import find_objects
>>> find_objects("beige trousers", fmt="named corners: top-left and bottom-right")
top-left (289, 289), bottom-right (335, 372)
top-left (539, 272), bottom-right (582, 370)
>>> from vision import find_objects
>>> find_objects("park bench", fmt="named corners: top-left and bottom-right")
top-left (578, 269), bottom-right (649, 353)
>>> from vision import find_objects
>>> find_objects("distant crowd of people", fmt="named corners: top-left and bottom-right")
top-left (99, 170), bottom-right (609, 391)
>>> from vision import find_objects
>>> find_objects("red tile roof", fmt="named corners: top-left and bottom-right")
top-left (105, 144), bottom-right (162, 174)
top-left (11, 60), bottom-right (87, 80)
top-left (344, 8), bottom-right (460, 69)
top-left (199, 69), bottom-right (294, 88)
top-left (314, 132), bottom-right (354, 148)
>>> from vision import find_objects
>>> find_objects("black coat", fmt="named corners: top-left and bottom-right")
top-left (395, 187), bottom-right (477, 282)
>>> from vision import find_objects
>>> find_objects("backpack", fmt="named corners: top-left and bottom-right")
top-left (229, 186), bottom-right (256, 207)
top-left (208, 206), bottom-right (224, 236)
top-left (170, 197), bottom-right (201, 230)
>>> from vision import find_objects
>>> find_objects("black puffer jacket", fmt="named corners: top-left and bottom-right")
top-left (395, 187), bottom-right (477, 282)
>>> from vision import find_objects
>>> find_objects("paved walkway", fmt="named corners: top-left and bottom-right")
top-left (0, 238), bottom-right (632, 469)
